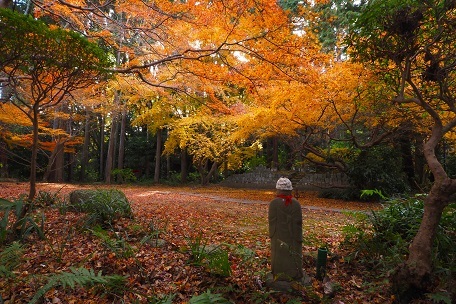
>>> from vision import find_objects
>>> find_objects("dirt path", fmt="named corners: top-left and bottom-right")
top-left (148, 190), bottom-right (354, 213)
top-left (0, 182), bottom-right (381, 213)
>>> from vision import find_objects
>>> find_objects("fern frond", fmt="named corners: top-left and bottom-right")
top-left (0, 242), bottom-right (24, 275)
top-left (29, 267), bottom-right (127, 304)
top-left (189, 290), bottom-right (232, 304)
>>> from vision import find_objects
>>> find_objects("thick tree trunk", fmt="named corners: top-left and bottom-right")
top-left (105, 90), bottom-right (122, 184)
top-left (154, 129), bottom-right (162, 183)
top-left (43, 140), bottom-right (64, 182)
top-left (54, 141), bottom-right (65, 182)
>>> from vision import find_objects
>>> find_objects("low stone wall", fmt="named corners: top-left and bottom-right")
top-left (220, 166), bottom-right (349, 189)
top-left (220, 166), bottom-right (282, 189)
top-left (298, 172), bottom-right (349, 189)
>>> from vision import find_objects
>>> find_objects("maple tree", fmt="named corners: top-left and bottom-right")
top-left (231, 56), bottom-right (406, 185)
top-left (346, 0), bottom-right (456, 301)
top-left (20, 0), bottom-right (319, 183)
top-left (0, 8), bottom-right (112, 199)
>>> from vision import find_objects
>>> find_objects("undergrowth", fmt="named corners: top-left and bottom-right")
top-left (342, 195), bottom-right (455, 303)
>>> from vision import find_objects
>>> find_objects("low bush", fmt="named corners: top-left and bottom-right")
top-left (345, 145), bottom-right (410, 198)
top-left (69, 189), bottom-right (133, 228)
top-left (34, 190), bottom-right (63, 207)
top-left (185, 232), bottom-right (232, 277)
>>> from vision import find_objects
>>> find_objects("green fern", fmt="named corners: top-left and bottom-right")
top-left (90, 226), bottom-right (135, 258)
top-left (29, 267), bottom-right (127, 304)
top-left (69, 189), bottom-right (133, 228)
top-left (189, 290), bottom-right (232, 304)
top-left (426, 291), bottom-right (452, 304)
top-left (0, 241), bottom-right (24, 278)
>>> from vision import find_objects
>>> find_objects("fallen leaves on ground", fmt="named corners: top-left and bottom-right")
top-left (0, 182), bottom-right (390, 303)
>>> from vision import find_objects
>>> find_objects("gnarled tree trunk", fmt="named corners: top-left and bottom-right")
top-left (392, 126), bottom-right (456, 302)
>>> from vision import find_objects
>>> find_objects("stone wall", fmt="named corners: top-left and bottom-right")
top-left (220, 166), bottom-right (349, 189)
top-left (220, 166), bottom-right (282, 189)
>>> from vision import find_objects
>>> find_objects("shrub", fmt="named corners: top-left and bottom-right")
top-left (185, 233), bottom-right (232, 277)
top-left (343, 196), bottom-right (455, 299)
top-left (111, 168), bottom-right (137, 183)
top-left (345, 145), bottom-right (410, 198)
top-left (34, 190), bottom-right (63, 207)
top-left (69, 189), bottom-right (133, 228)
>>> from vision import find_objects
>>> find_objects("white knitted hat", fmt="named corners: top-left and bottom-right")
top-left (276, 177), bottom-right (293, 190)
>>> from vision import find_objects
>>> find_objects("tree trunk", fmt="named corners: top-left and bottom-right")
top-left (43, 140), bottom-right (64, 182)
top-left (0, 141), bottom-right (8, 178)
top-left (392, 126), bottom-right (456, 302)
top-left (180, 148), bottom-right (188, 183)
top-left (67, 149), bottom-right (74, 182)
top-left (99, 114), bottom-right (105, 181)
top-left (392, 182), bottom-right (451, 302)
top-left (43, 112), bottom-right (66, 182)
top-left (105, 113), bottom-right (119, 184)
top-left (116, 107), bottom-right (127, 183)
top-left (205, 161), bottom-right (218, 184)
top-left (144, 126), bottom-right (150, 178)
top-left (198, 160), bottom-right (218, 185)
top-left (28, 104), bottom-right (39, 200)
top-left (272, 137), bottom-right (278, 170)
top-left (54, 140), bottom-right (65, 182)
top-left (154, 129), bottom-right (162, 183)
top-left (397, 133), bottom-right (416, 190)
top-left (80, 109), bottom-right (90, 182)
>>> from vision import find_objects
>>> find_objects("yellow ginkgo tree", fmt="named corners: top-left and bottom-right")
top-left (164, 113), bottom-right (261, 185)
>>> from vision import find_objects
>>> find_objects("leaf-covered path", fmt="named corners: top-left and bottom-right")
top-left (0, 182), bottom-right (389, 303)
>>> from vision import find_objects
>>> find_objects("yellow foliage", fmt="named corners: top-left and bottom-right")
top-left (0, 103), bottom-right (32, 126)
top-left (164, 113), bottom-right (261, 170)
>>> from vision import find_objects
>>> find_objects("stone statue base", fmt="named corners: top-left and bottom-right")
top-left (265, 272), bottom-right (312, 293)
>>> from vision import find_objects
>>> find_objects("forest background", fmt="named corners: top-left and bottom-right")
top-left (0, 0), bottom-right (455, 303)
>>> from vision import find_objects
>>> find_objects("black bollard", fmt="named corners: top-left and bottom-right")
top-left (316, 247), bottom-right (327, 281)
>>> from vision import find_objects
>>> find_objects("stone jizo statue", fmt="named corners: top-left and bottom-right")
top-left (266, 177), bottom-right (307, 291)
